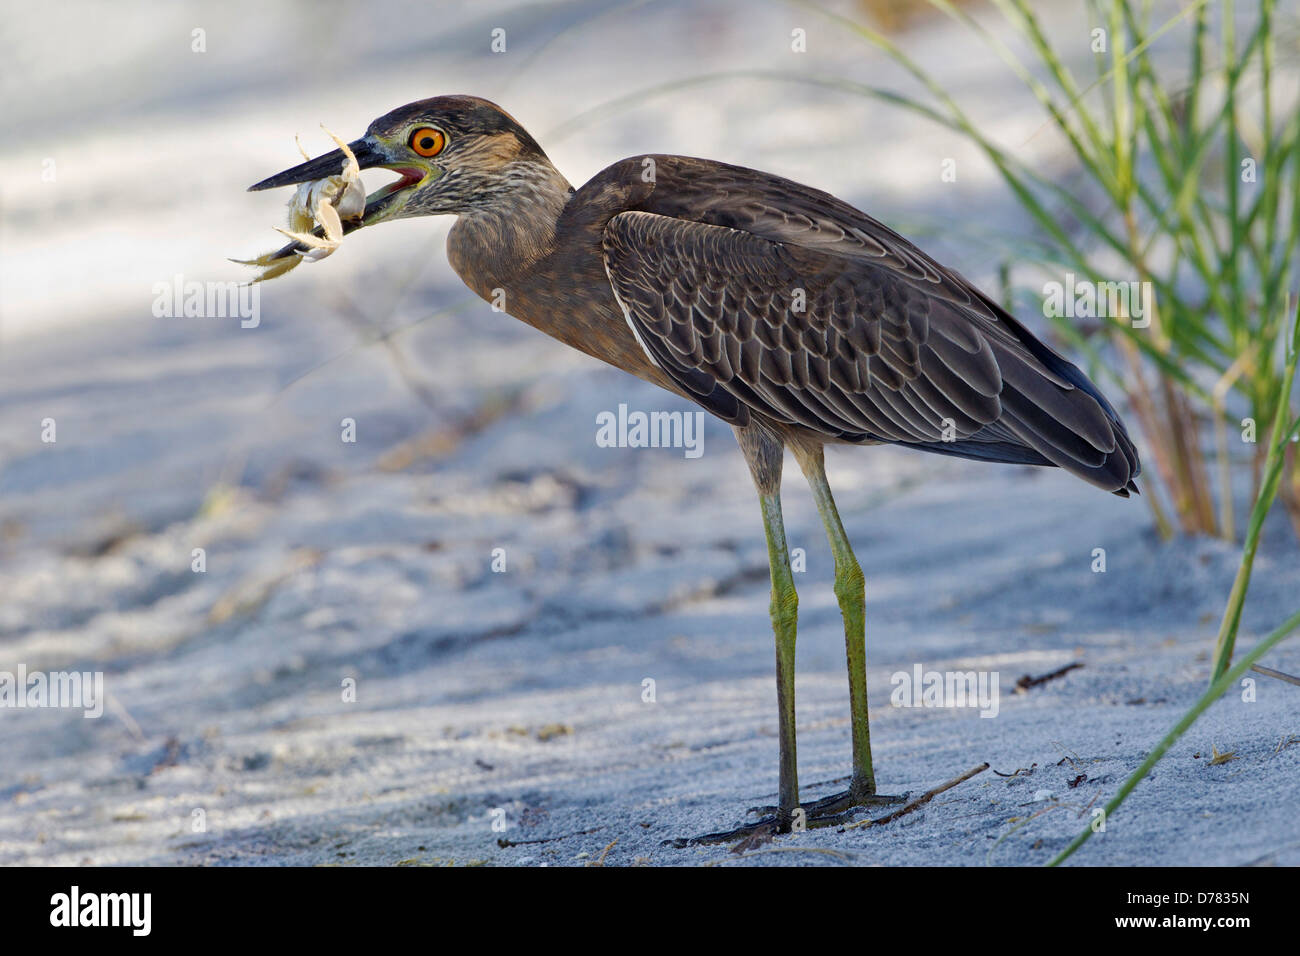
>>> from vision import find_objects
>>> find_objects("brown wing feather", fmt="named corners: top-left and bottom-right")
top-left (596, 158), bottom-right (1140, 494)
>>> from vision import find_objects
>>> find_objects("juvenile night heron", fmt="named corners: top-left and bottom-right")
top-left (250, 95), bottom-right (1140, 841)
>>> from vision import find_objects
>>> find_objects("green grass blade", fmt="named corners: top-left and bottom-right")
top-left (1047, 603), bottom-right (1300, 866)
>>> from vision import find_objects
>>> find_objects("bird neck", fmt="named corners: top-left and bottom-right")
top-left (447, 160), bottom-right (574, 296)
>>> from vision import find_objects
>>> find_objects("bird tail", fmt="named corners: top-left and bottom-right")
top-left (908, 304), bottom-right (1142, 497)
top-left (986, 313), bottom-right (1141, 496)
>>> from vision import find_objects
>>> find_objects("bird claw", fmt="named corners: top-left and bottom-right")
top-left (746, 788), bottom-right (909, 820)
top-left (663, 816), bottom-right (788, 849)
top-left (666, 787), bottom-right (911, 846)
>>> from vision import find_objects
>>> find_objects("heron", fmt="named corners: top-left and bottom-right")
top-left (249, 95), bottom-right (1140, 842)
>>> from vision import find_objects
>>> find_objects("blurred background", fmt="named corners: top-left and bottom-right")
top-left (2, 0), bottom-right (1063, 546)
top-left (1, 0), bottom-right (1297, 866)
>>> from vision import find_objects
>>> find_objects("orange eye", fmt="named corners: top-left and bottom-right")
top-left (409, 127), bottom-right (445, 157)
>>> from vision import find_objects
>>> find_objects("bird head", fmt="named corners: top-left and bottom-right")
top-left (248, 95), bottom-right (554, 227)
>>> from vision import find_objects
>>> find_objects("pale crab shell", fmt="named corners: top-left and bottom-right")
top-left (234, 126), bottom-right (369, 281)
top-left (285, 129), bottom-right (368, 261)
top-left (288, 172), bottom-right (367, 261)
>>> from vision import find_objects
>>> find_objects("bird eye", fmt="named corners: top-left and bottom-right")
top-left (409, 127), bottom-right (446, 157)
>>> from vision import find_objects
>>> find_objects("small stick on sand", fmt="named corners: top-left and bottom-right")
top-left (1016, 662), bottom-right (1083, 692)
top-left (106, 692), bottom-right (144, 742)
top-left (586, 839), bottom-right (618, 866)
top-left (846, 762), bottom-right (990, 830)
top-left (496, 826), bottom-right (606, 848)
top-left (1251, 663), bottom-right (1300, 687)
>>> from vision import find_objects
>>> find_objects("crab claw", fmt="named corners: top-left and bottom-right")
top-left (274, 227), bottom-right (338, 262)
top-left (320, 125), bottom-right (366, 222)
top-left (240, 124), bottom-right (384, 283)
top-left (229, 250), bottom-right (303, 284)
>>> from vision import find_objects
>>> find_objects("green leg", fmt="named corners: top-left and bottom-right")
top-left (759, 491), bottom-right (800, 818)
top-left (671, 489), bottom-right (803, 846)
top-left (800, 449), bottom-right (877, 797)
top-left (674, 433), bottom-right (899, 847)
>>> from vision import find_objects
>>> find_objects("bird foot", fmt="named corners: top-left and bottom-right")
top-left (663, 815), bottom-right (789, 848)
top-left (665, 786), bottom-right (909, 848)
top-left (746, 786), bottom-right (908, 824)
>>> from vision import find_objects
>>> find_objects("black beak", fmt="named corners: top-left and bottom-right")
top-left (247, 138), bottom-right (385, 191)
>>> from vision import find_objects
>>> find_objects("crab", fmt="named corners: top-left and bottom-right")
top-left (234, 126), bottom-right (367, 283)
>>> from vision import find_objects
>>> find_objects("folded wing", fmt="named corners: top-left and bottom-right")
top-left (600, 195), bottom-right (1139, 495)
